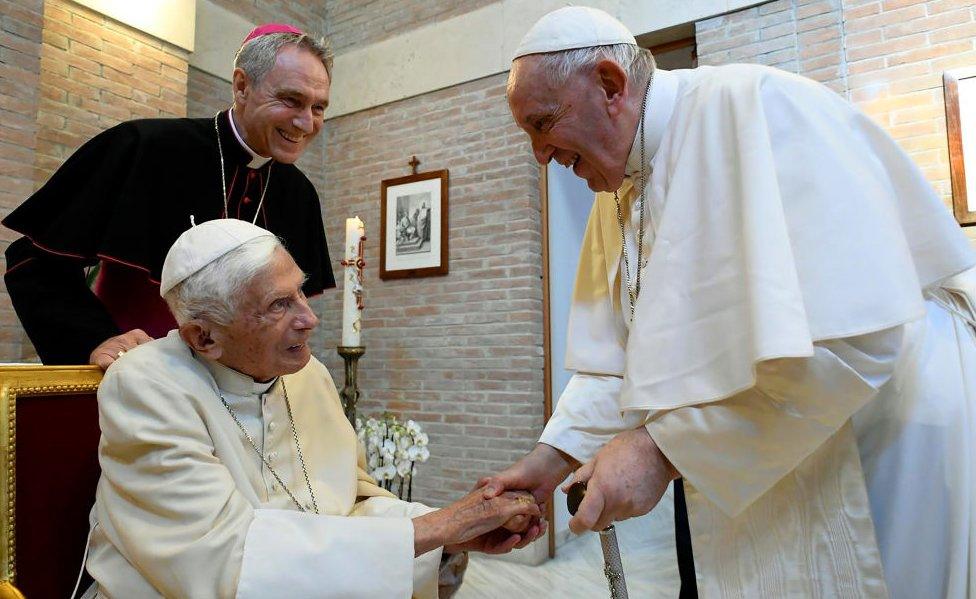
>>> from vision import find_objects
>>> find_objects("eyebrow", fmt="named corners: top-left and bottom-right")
top-left (524, 103), bottom-right (568, 131)
top-left (277, 88), bottom-right (329, 108)
top-left (262, 274), bottom-right (310, 304)
top-left (524, 112), bottom-right (553, 129)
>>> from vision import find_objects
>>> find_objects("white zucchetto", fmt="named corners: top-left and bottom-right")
top-left (513, 6), bottom-right (636, 60)
top-left (160, 218), bottom-right (276, 296)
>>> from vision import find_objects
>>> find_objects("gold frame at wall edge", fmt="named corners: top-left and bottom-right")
top-left (0, 365), bottom-right (102, 595)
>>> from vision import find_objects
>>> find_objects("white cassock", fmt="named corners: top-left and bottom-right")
top-left (541, 64), bottom-right (976, 598)
top-left (86, 330), bottom-right (442, 598)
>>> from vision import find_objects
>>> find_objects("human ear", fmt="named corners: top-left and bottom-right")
top-left (179, 320), bottom-right (222, 360)
top-left (595, 59), bottom-right (628, 116)
top-left (231, 68), bottom-right (249, 106)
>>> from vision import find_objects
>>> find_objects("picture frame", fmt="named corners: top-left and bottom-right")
top-left (380, 169), bottom-right (449, 279)
top-left (944, 67), bottom-right (976, 226)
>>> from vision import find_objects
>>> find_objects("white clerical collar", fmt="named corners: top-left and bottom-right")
top-left (201, 355), bottom-right (278, 397)
top-left (228, 110), bottom-right (272, 169)
top-left (625, 69), bottom-right (679, 179)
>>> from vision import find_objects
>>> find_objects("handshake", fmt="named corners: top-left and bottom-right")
top-left (411, 484), bottom-right (547, 557)
top-left (413, 428), bottom-right (679, 558)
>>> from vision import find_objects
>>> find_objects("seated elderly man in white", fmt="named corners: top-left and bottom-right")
top-left (85, 219), bottom-right (542, 598)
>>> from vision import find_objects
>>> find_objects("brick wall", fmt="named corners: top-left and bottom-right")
top-left (697, 0), bottom-right (976, 241)
top-left (33, 0), bottom-right (189, 185)
top-left (696, 0), bottom-right (848, 91)
top-left (0, 0), bottom-right (44, 360)
top-left (187, 66), bottom-right (228, 121)
top-left (209, 0), bottom-right (322, 37)
top-left (323, 1), bottom-right (496, 54)
top-left (0, 0), bottom-right (191, 361)
top-left (319, 73), bottom-right (544, 505)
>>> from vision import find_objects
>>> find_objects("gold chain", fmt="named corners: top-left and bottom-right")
top-left (214, 112), bottom-right (273, 224)
top-left (218, 379), bottom-right (319, 514)
top-left (615, 71), bottom-right (655, 321)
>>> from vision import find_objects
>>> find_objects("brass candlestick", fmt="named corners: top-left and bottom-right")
top-left (337, 345), bottom-right (365, 426)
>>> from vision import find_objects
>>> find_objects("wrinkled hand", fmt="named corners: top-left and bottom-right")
top-left (89, 329), bottom-right (153, 370)
top-left (413, 487), bottom-right (541, 556)
top-left (565, 427), bottom-right (677, 534)
top-left (479, 443), bottom-right (579, 504)
top-left (453, 501), bottom-right (547, 555)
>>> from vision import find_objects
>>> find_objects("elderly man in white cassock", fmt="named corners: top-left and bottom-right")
top-left (482, 6), bottom-right (976, 598)
top-left (84, 219), bottom-right (542, 598)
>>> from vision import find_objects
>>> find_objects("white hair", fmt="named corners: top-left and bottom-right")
top-left (235, 32), bottom-right (334, 84)
top-left (511, 43), bottom-right (656, 91)
top-left (164, 235), bottom-right (283, 326)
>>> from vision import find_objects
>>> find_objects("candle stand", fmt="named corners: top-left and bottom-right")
top-left (337, 345), bottom-right (365, 426)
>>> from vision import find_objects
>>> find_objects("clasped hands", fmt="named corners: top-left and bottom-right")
top-left (412, 486), bottom-right (547, 557)
top-left (479, 427), bottom-right (678, 536)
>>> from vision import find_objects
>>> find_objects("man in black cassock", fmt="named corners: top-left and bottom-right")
top-left (3, 24), bottom-right (336, 368)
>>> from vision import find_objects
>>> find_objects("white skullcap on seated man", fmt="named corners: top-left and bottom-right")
top-left (84, 219), bottom-right (542, 598)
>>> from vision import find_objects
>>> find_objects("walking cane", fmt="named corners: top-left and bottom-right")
top-left (567, 481), bottom-right (629, 599)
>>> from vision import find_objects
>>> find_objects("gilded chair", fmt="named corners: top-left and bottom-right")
top-left (0, 365), bottom-right (102, 599)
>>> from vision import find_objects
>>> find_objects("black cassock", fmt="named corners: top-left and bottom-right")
top-left (3, 110), bottom-right (335, 364)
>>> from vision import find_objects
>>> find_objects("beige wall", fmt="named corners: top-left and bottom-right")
top-left (71, 0), bottom-right (195, 51)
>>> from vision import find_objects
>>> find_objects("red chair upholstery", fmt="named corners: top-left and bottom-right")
top-left (0, 366), bottom-right (102, 599)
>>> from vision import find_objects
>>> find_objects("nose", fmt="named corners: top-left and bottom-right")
top-left (292, 107), bottom-right (314, 134)
top-left (532, 141), bottom-right (554, 166)
top-left (293, 295), bottom-right (319, 331)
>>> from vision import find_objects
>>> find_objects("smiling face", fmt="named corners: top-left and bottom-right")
top-left (211, 247), bottom-right (319, 381)
top-left (232, 44), bottom-right (331, 164)
top-left (508, 55), bottom-right (638, 192)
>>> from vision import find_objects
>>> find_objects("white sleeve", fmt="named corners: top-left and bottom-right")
top-left (645, 326), bottom-right (903, 517)
top-left (96, 367), bottom-right (433, 599)
top-left (237, 497), bottom-right (442, 599)
top-left (539, 372), bottom-right (646, 463)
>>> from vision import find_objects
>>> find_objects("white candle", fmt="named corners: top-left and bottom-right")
top-left (341, 216), bottom-right (365, 347)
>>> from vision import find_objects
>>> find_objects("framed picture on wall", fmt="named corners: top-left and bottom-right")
top-left (379, 169), bottom-right (449, 279)
top-left (944, 67), bottom-right (976, 226)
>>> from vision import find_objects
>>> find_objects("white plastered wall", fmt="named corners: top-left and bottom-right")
top-left (327, 0), bottom-right (764, 118)
top-left (184, 0), bottom-right (763, 113)
top-left (72, 0), bottom-right (196, 51)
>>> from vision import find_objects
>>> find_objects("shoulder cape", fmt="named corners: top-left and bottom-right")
top-left (3, 112), bottom-right (336, 293)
